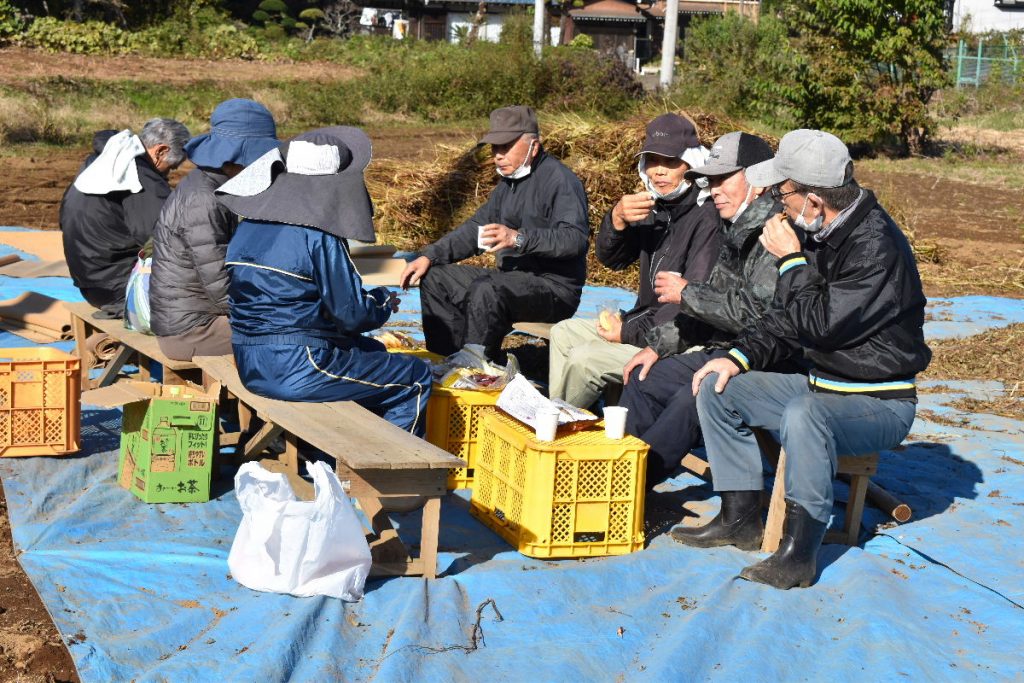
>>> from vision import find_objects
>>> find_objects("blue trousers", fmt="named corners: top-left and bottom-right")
top-left (619, 349), bottom-right (723, 484)
top-left (234, 336), bottom-right (432, 436)
top-left (696, 371), bottom-right (916, 523)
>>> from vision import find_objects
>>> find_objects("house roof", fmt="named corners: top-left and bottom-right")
top-left (645, 0), bottom-right (734, 17)
top-left (570, 0), bottom-right (646, 22)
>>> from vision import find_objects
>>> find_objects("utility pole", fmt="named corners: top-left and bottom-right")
top-left (534, 0), bottom-right (546, 57)
top-left (659, 0), bottom-right (679, 89)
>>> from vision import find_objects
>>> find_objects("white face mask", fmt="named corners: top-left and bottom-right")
top-left (497, 139), bottom-right (535, 180)
top-left (793, 194), bottom-right (824, 232)
top-left (732, 183), bottom-right (755, 223)
top-left (638, 157), bottom-right (690, 201)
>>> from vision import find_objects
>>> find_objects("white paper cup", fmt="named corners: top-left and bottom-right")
top-left (603, 406), bottom-right (628, 440)
top-left (535, 407), bottom-right (560, 442)
top-left (477, 225), bottom-right (489, 251)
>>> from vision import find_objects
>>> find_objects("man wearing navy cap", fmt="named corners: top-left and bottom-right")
top-left (677, 129), bottom-right (931, 589)
top-left (399, 105), bottom-right (590, 362)
top-left (150, 98), bottom-right (279, 360)
top-left (547, 113), bottom-right (721, 411)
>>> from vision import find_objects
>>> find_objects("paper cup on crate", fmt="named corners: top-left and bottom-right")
top-left (535, 407), bottom-right (560, 442)
top-left (603, 406), bottom-right (628, 440)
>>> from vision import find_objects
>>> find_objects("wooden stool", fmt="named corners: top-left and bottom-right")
top-left (680, 433), bottom-right (880, 552)
top-left (759, 434), bottom-right (879, 552)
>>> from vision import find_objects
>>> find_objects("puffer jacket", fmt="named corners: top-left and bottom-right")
top-left (596, 185), bottom-right (721, 348)
top-left (725, 190), bottom-right (931, 400)
top-left (644, 195), bottom-right (786, 357)
top-left (150, 168), bottom-right (236, 337)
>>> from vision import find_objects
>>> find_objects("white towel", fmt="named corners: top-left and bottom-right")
top-left (72, 129), bottom-right (146, 195)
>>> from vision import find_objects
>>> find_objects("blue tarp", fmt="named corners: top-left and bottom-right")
top-left (1, 238), bottom-right (1022, 681)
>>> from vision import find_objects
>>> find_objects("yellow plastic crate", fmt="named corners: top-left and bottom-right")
top-left (470, 409), bottom-right (648, 558)
top-left (425, 385), bottom-right (500, 489)
top-left (387, 347), bottom-right (444, 363)
top-left (0, 347), bottom-right (81, 457)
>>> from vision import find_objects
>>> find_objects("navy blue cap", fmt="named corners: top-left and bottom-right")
top-left (184, 98), bottom-right (278, 169)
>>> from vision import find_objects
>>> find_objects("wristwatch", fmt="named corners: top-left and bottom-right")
top-left (514, 232), bottom-right (525, 252)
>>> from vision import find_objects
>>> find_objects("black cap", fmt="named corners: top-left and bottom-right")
top-left (636, 113), bottom-right (700, 158)
top-left (479, 105), bottom-right (540, 146)
top-left (684, 131), bottom-right (774, 180)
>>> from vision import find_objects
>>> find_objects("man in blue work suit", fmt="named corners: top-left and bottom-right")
top-left (678, 130), bottom-right (930, 589)
top-left (217, 127), bottom-right (431, 435)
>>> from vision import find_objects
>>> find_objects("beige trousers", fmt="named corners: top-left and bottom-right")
top-left (548, 317), bottom-right (640, 408)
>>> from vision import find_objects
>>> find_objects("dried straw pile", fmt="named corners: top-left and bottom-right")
top-left (367, 109), bottom-right (773, 289)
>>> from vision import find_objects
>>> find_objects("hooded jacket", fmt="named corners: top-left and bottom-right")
top-left (419, 150), bottom-right (589, 301)
top-left (150, 168), bottom-right (236, 337)
top-left (59, 133), bottom-right (169, 298)
top-left (644, 194), bottom-right (786, 357)
top-left (725, 190), bottom-right (931, 400)
top-left (596, 185), bottom-right (720, 348)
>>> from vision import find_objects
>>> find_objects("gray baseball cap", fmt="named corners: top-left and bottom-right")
top-left (744, 129), bottom-right (852, 188)
top-left (683, 131), bottom-right (773, 180)
top-left (479, 105), bottom-right (540, 146)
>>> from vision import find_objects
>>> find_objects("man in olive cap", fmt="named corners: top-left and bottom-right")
top-left (399, 105), bottom-right (589, 361)
top-left (681, 129), bottom-right (930, 590)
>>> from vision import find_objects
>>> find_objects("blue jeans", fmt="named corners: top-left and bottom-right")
top-left (696, 372), bottom-right (916, 523)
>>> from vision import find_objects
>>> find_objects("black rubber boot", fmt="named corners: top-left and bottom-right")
top-left (670, 490), bottom-right (764, 551)
top-left (739, 500), bottom-right (827, 589)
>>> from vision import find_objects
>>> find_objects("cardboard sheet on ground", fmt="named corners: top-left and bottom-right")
top-left (0, 258), bottom-right (72, 279)
top-left (0, 291), bottom-right (74, 341)
top-left (0, 229), bottom-right (66, 261)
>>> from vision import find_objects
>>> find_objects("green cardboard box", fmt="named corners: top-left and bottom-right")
top-left (84, 381), bottom-right (220, 503)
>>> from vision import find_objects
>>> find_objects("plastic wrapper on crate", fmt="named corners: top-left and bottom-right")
top-left (470, 409), bottom-right (648, 558)
top-left (0, 347), bottom-right (81, 457)
top-left (83, 381), bottom-right (220, 503)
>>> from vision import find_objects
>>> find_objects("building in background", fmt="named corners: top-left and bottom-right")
top-left (948, 0), bottom-right (1024, 31)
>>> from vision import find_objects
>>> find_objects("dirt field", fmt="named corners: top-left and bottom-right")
top-left (0, 48), bottom-right (1021, 681)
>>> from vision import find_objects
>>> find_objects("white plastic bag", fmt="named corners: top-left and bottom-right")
top-left (228, 461), bottom-right (372, 601)
top-left (124, 252), bottom-right (153, 334)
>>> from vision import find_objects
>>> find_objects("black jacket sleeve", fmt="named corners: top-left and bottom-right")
top-left (420, 190), bottom-right (500, 265)
top-left (595, 207), bottom-right (645, 270)
top-left (516, 170), bottom-right (589, 260)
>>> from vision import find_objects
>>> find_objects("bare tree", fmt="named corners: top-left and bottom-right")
top-left (322, 0), bottom-right (359, 38)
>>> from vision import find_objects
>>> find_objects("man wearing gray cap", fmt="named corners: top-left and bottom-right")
top-left (616, 131), bottom-right (792, 486)
top-left (399, 105), bottom-right (589, 361)
top-left (547, 113), bottom-right (720, 410)
top-left (677, 129), bottom-right (931, 590)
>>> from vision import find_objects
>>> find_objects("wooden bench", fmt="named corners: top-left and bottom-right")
top-left (63, 301), bottom-right (201, 390)
top-left (194, 354), bottom-right (465, 580)
top-left (511, 322), bottom-right (554, 340)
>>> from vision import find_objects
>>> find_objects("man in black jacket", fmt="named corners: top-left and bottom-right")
top-left (547, 114), bottom-right (720, 409)
top-left (615, 131), bottom-right (780, 484)
top-left (677, 130), bottom-right (930, 590)
top-left (60, 119), bottom-right (189, 318)
top-left (151, 99), bottom-right (279, 360)
top-left (398, 105), bottom-right (589, 361)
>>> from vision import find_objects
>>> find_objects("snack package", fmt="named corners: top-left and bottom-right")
top-left (374, 330), bottom-right (419, 350)
top-left (435, 344), bottom-right (519, 391)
